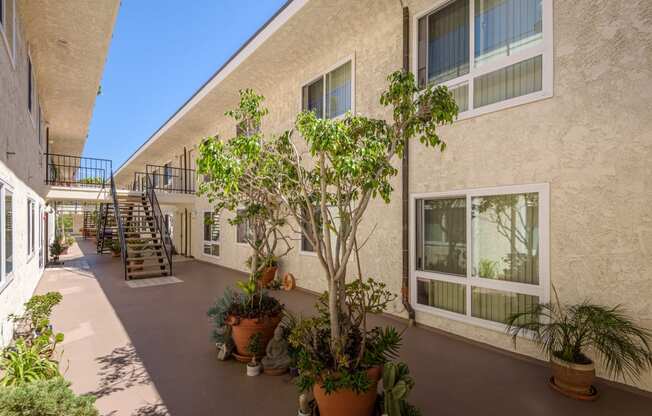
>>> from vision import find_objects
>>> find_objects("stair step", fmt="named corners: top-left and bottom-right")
top-left (127, 270), bottom-right (170, 279)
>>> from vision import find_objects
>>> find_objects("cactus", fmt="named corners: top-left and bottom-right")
top-left (382, 362), bottom-right (419, 416)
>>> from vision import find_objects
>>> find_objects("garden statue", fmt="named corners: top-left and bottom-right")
top-left (262, 325), bottom-right (291, 374)
top-left (215, 325), bottom-right (234, 361)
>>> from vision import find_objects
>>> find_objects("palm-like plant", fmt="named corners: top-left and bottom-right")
top-left (0, 338), bottom-right (60, 386)
top-left (506, 289), bottom-right (652, 382)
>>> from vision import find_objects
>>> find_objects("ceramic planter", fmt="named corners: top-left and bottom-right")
top-left (259, 266), bottom-right (278, 287)
top-left (229, 314), bottom-right (281, 362)
top-left (313, 366), bottom-right (381, 416)
top-left (550, 355), bottom-right (597, 400)
top-left (247, 363), bottom-right (262, 376)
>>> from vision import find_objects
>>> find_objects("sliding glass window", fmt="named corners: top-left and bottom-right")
top-left (302, 60), bottom-right (353, 119)
top-left (417, 0), bottom-right (549, 116)
top-left (413, 184), bottom-right (548, 328)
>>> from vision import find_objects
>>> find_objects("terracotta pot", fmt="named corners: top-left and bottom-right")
top-left (259, 266), bottom-right (277, 287)
top-left (111, 251), bottom-right (120, 257)
top-left (550, 355), bottom-right (595, 397)
top-left (313, 367), bottom-right (381, 416)
top-left (229, 314), bottom-right (281, 360)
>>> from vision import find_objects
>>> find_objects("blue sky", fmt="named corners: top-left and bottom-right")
top-left (83, 0), bottom-right (287, 169)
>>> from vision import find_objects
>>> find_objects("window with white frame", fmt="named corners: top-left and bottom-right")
top-left (38, 205), bottom-right (43, 268)
top-left (203, 211), bottom-right (220, 257)
top-left (235, 208), bottom-right (252, 245)
top-left (300, 207), bottom-right (322, 253)
top-left (412, 184), bottom-right (548, 328)
top-left (1, 185), bottom-right (13, 289)
top-left (416, 0), bottom-right (550, 116)
top-left (302, 60), bottom-right (353, 119)
top-left (0, 0), bottom-right (15, 62)
top-left (27, 199), bottom-right (35, 257)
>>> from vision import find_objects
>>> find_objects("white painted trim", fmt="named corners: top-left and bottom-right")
top-left (202, 210), bottom-right (221, 259)
top-left (115, 0), bottom-right (310, 178)
top-left (410, 183), bottom-right (550, 333)
top-left (0, 0), bottom-right (16, 69)
top-left (411, 0), bottom-right (553, 121)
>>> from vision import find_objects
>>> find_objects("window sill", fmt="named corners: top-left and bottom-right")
top-left (299, 250), bottom-right (317, 257)
top-left (453, 90), bottom-right (553, 123)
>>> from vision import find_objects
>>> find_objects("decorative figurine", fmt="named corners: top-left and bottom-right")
top-left (262, 325), bottom-right (291, 375)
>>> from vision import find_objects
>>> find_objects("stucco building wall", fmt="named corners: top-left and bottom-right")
top-left (120, 0), bottom-right (652, 390)
top-left (0, 8), bottom-right (49, 345)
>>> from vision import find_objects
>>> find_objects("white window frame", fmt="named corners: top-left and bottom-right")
top-left (27, 198), bottom-right (35, 259)
top-left (0, 0), bottom-right (16, 67)
top-left (202, 210), bottom-right (220, 259)
top-left (299, 55), bottom-right (356, 120)
top-left (409, 183), bottom-right (550, 332)
top-left (0, 180), bottom-right (14, 293)
top-left (234, 208), bottom-right (251, 247)
top-left (38, 204), bottom-right (43, 269)
top-left (412, 0), bottom-right (553, 121)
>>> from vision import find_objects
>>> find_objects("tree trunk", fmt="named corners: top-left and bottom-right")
top-left (329, 277), bottom-right (340, 353)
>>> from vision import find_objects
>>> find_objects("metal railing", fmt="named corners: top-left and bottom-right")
top-left (144, 173), bottom-right (173, 275)
top-left (138, 164), bottom-right (196, 194)
top-left (110, 174), bottom-right (128, 279)
top-left (46, 153), bottom-right (112, 188)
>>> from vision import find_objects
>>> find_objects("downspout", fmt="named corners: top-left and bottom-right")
top-left (401, 5), bottom-right (416, 324)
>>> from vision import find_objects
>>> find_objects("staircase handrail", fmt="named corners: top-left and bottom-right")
top-left (144, 173), bottom-right (173, 275)
top-left (110, 174), bottom-right (128, 279)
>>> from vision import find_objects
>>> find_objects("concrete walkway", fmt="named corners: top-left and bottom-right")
top-left (36, 238), bottom-right (652, 416)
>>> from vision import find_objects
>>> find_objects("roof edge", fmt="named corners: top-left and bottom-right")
top-left (114, 0), bottom-right (307, 177)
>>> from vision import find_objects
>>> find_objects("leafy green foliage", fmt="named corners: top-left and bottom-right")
top-left (14, 292), bottom-right (62, 335)
top-left (207, 288), bottom-right (236, 343)
top-left (506, 289), bottom-right (652, 381)
top-left (0, 338), bottom-right (60, 386)
top-left (0, 377), bottom-right (98, 416)
top-left (290, 278), bottom-right (402, 393)
top-left (50, 240), bottom-right (64, 258)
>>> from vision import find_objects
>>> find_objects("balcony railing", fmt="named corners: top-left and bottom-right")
top-left (131, 165), bottom-right (196, 194)
top-left (46, 153), bottom-right (112, 188)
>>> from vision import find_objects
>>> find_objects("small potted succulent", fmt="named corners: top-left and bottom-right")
top-left (246, 332), bottom-right (262, 377)
top-left (506, 288), bottom-right (652, 400)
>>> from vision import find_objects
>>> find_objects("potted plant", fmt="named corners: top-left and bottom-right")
top-left (198, 90), bottom-right (295, 363)
top-left (506, 288), bottom-right (652, 400)
top-left (49, 240), bottom-right (64, 264)
top-left (246, 254), bottom-right (279, 288)
top-left (65, 235), bottom-right (75, 249)
top-left (246, 332), bottom-right (263, 376)
top-left (219, 71), bottom-right (455, 415)
top-left (109, 240), bottom-right (121, 257)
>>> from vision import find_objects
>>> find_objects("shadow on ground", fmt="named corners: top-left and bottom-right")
top-left (58, 239), bottom-right (652, 416)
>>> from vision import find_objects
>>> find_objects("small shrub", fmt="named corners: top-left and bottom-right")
top-left (0, 338), bottom-right (60, 386)
top-left (0, 377), bottom-right (98, 416)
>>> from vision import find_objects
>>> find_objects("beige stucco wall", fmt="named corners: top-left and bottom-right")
top-left (122, 0), bottom-right (652, 391)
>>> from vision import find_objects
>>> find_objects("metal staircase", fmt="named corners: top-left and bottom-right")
top-left (97, 173), bottom-right (173, 280)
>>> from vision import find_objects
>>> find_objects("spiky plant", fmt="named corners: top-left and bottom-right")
top-left (506, 288), bottom-right (652, 382)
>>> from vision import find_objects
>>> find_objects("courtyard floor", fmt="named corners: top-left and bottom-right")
top-left (35, 238), bottom-right (652, 416)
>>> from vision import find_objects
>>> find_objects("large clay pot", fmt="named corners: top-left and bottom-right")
top-left (229, 314), bottom-right (281, 361)
top-left (259, 266), bottom-right (278, 287)
top-left (313, 367), bottom-right (381, 416)
top-left (550, 355), bottom-right (595, 397)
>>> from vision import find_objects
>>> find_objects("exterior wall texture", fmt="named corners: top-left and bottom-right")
top-left (0, 8), bottom-right (49, 345)
top-left (121, 0), bottom-right (652, 391)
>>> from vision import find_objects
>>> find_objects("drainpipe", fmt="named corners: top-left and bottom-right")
top-left (401, 5), bottom-right (416, 324)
